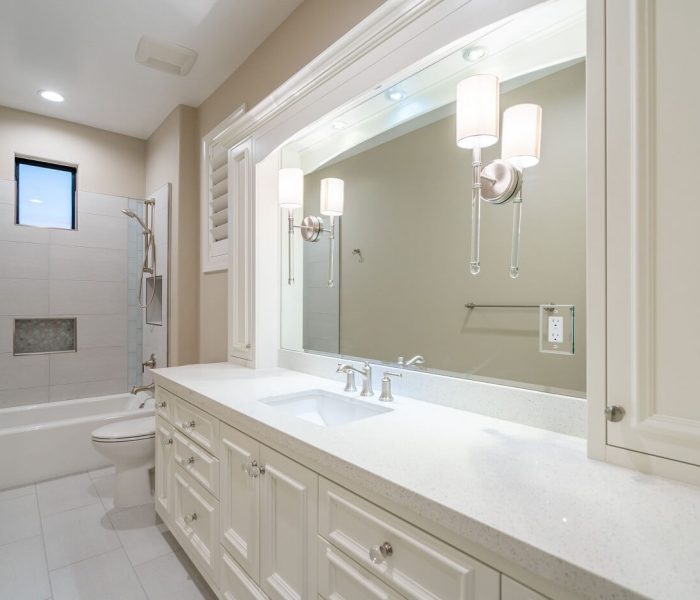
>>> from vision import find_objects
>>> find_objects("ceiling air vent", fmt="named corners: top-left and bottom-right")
top-left (135, 35), bottom-right (198, 76)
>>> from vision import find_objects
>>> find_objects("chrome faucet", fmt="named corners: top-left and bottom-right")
top-left (336, 364), bottom-right (358, 392)
top-left (397, 355), bottom-right (425, 367)
top-left (336, 362), bottom-right (373, 396)
top-left (142, 353), bottom-right (156, 372)
top-left (131, 382), bottom-right (155, 395)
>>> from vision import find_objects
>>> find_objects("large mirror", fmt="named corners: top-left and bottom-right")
top-left (279, 0), bottom-right (586, 396)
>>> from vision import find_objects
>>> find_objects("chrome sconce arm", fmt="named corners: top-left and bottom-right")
top-left (279, 171), bottom-right (344, 289)
top-left (457, 74), bottom-right (541, 278)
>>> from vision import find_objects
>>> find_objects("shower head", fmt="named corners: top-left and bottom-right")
top-left (120, 208), bottom-right (151, 234)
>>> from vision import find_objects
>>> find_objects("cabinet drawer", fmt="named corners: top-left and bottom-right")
top-left (155, 417), bottom-right (175, 517)
top-left (501, 576), bottom-right (549, 600)
top-left (319, 479), bottom-right (499, 600)
top-left (155, 386), bottom-right (179, 421)
top-left (173, 397), bottom-right (220, 456)
top-left (173, 466), bottom-right (219, 580)
top-left (220, 548), bottom-right (269, 600)
top-left (173, 431), bottom-right (220, 498)
top-left (318, 537), bottom-right (405, 600)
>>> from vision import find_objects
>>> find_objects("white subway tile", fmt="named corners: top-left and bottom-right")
top-left (0, 316), bottom-right (11, 353)
top-left (49, 378), bottom-right (126, 401)
top-left (0, 386), bottom-right (49, 408)
top-left (0, 353), bottom-right (49, 391)
top-left (50, 244), bottom-right (126, 282)
top-left (77, 191), bottom-right (127, 217)
top-left (0, 279), bottom-right (49, 316)
top-left (77, 315), bottom-right (127, 348)
top-left (0, 241), bottom-right (49, 279)
top-left (49, 347), bottom-right (126, 385)
top-left (0, 204), bottom-right (50, 244)
top-left (50, 280), bottom-right (126, 315)
top-left (50, 212), bottom-right (126, 250)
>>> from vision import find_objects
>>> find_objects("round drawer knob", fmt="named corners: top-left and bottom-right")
top-left (156, 401), bottom-right (166, 409)
top-left (162, 437), bottom-right (173, 445)
top-left (181, 456), bottom-right (195, 465)
top-left (369, 542), bottom-right (393, 564)
top-left (182, 420), bottom-right (195, 429)
top-left (184, 512), bottom-right (198, 523)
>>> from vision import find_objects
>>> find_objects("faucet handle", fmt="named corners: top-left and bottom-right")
top-left (379, 371), bottom-right (402, 402)
top-left (337, 364), bottom-right (357, 392)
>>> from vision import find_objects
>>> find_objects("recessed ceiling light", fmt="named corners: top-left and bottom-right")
top-left (331, 120), bottom-right (347, 130)
top-left (38, 90), bottom-right (64, 103)
top-left (385, 89), bottom-right (406, 102)
top-left (463, 46), bottom-right (487, 62)
top-left (28, 198), bottom-right (43, 204)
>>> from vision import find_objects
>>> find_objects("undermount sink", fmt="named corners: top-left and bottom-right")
top-left (259, 389), bottom-right (392, 427)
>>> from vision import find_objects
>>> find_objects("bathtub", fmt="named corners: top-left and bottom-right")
top-left (0, 392), bottom-right (154, 490)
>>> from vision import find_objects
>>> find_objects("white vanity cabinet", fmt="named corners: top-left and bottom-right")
top-left (589, 0), bottom-right (700, 480)
top-left (155, 384), bottom-right (544, 600)
top-left (318, 478), bottom-right (499, 600)
top-left (219, 422), bottom-right (318, 600)
top-left (155, 416), bottom-right (174, 518)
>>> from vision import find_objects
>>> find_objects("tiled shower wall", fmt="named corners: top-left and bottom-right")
top-left (0, 179), bottom-right (143, 408)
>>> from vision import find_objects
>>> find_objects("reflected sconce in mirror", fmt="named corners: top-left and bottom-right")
top-left (456, 75), bottom-right (542, 278)
top-left (278, 169), bottom-right (344, 287)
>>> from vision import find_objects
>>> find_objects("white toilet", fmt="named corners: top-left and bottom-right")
top-left (91, 416), bottom-right (156, 508)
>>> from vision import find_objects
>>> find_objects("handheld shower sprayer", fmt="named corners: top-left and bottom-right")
top-left (120, 208), bottom-right (151, 235)
top-left (122, 201), bottom-right (157, 308)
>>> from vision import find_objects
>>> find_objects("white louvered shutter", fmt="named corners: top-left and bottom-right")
top-left (205, 142), bottom-right (229, 270)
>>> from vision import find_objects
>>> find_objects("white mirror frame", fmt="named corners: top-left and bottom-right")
top-left (213, 0), bottom-right (592, 438)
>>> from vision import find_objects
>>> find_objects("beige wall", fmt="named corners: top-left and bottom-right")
top-left (0, 106), bottom-right (145, 198)
top-left (304, 63), bottom-right (586, 393)
top-left (146, 105), bottom-right (200, 366)
top-left (197, 0), bottom-right (385, 363)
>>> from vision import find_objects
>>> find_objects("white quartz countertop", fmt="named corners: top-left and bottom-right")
top-left (153, 363), bottom-right (700, 600)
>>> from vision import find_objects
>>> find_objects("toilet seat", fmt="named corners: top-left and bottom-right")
top-left (92, 416), bottom-right (155, 443)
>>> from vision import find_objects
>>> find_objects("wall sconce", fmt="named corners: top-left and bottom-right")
top-left (456, 74), bottom-right (542, 278)
top-left (278, 170), bottom-right (344, 288)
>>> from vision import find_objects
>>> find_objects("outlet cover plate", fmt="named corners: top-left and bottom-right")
top-left (539, 304), bottom-right (575, 355)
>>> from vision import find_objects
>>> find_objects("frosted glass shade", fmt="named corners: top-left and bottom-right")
top-left (320, 178), bottom-right (344, 216)
top-left (278, 168), bottom-right (304, 209)
top-left (501, 103), bottom-right (542, 169)
top-left (456, 74), bottom-right (500, 149)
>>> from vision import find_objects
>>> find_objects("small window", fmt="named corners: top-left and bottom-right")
top-left (15, 157), bottom-right (76, 229)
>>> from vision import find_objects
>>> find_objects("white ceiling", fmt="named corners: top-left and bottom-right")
top-left (0, 0), bottom-right (303, 139)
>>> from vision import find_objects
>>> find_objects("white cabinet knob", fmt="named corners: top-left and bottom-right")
top-left (181, 456), bottom-right (195, 465)
top-left (184, 512), bottom-right (197, 523)
top-left (369, 542), bottom-right (393, 564)
top-left (156, 401), bottom-right (166, 409)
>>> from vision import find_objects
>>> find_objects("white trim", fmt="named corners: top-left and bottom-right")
top-left (585, 0), bottom-right (607, 459)
top-left (228, 139), bottom-right (254, 363)
top-left (200, 104), bottom-right (246, 273)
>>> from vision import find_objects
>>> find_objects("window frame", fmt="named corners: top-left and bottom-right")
top-left (15, 156), bottom-right (77, 230)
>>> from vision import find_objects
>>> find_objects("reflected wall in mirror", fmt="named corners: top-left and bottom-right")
top-left (280, 0), bottom-right (586, 396)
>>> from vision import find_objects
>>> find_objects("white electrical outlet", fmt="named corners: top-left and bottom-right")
top-left (548, 316), bottom-right (563, 343)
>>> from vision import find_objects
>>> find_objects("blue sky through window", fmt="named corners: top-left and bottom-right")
top-left (17, 161), bottom-right (75, 229)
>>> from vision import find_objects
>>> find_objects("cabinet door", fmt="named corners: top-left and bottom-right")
top-left (172, 468), bottom-right (219, 580)
top-left (606, 0), bottom-right (700, 466)
top-left (155, 416), bottom-right (174, 518)
top-left (220, 423), bottom-right (260, 581)
top-left (259, 445), bottom-right (318, 600)
top-left (501, 576), bottom-right (548, 600)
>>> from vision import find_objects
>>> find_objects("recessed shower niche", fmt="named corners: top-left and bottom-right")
top-left (13, 318), bottom-right (77, 355)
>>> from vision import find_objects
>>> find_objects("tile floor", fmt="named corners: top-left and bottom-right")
top-left (0, 467), bottom-right (217, 600)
